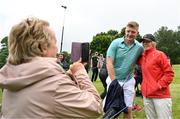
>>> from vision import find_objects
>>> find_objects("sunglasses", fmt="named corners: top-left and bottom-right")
top-left (142, 40), bottom-right (152, 43)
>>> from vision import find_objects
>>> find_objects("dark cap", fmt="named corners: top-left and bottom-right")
top-left (127, 21), bottom-right (139, 30)
top-left (142, 34), bottom-right (156, 42)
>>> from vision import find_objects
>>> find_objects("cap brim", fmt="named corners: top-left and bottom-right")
top-left (141, 38), bottom-right (152, 42)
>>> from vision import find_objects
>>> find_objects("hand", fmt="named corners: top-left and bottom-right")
top-left (69, 59), bottom-right (85, 74)
top-left (56, 59), bottom-right (61, 63)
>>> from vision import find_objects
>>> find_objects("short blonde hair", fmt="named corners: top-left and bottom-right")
top-left (8, 17), bottom-right (55, 65)
top-left (126, 21), bottom-right (139, 31)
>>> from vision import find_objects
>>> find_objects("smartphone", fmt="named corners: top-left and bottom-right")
top-left (71, 42), bottom-right (89, 63)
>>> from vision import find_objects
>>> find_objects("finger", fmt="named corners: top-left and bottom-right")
top-left (66, 70), bottom-right (72, 75)
top-left (69, 64), bottom-right (73, 70)
top-left (77, 57), bottom-right (82, 63)
top-left (83, 62), bottom-right (87, 65)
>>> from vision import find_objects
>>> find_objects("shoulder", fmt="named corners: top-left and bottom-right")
top-left (31, 57), bottom-right (65, 73)
top-left (134, 40), bottom-right (143, 51)
top-left (34, 57), bottom-right (58, 66)
top-left (112, 37), bottom-right (124, 44)
top-left (135, 40), bottom-right (143, 47)
top-left (92, 56), bottom-right (97, 59)
top-left (155, 50), bottom-right (167, 58)
top-left (109, 37), bottom-right (124, 48)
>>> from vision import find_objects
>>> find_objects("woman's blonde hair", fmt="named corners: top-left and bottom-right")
top-left (8, 17), bottom-right (55, 65)
top-left (152, 41), bottom-right (157, 48)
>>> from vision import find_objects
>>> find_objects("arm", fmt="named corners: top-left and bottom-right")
top-left (61, 60), bottom-right (69, 70)
top-left (136, 46), bottom-right (144, 65)
top-left (106, 40), bottom-right (117, 81)
top-left (90, 57), bottom-right (93, 68)
top-left (106, 57), bottom-right (115, 80)
top-left (137, 55), bottom-right (143, 66)
top-left (55, 62), bottom-right (103, 118)
top-left (157, 53), bottom-right (174, 89)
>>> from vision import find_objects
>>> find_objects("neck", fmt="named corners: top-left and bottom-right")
top-left (145, 47), bottom-right (154, 51)
top-left (124, 39), bottom-right (134, 46)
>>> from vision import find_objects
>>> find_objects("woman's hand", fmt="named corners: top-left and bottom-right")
top-left (68, 59), bottom-right (85, 74)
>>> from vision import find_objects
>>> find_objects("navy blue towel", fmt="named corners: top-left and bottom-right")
top-left (104, 79), bottom-right (128, 114)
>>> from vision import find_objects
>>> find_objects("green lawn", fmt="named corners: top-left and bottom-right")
top-left (0, 65), bottom-right (179, 119)
top-left (93, 64), bottom-right (180, 119)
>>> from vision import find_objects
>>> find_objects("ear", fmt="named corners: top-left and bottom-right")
top-left (42, 47), bottom-right (48, 56)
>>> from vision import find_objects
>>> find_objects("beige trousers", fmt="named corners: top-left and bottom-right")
top-left (143, 97), bottom-right (172, 119)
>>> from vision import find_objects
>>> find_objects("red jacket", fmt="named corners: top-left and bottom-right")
top-left (138, 48), bottom-right (174, 98)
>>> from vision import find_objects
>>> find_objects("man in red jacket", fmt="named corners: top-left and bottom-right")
top-left (138, 34), bottom-right (174, 119)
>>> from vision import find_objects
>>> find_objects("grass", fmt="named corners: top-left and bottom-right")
top-left (0, 65), bottom-right (179, 118)
top-left (93, 64), bottom-right (180, 119)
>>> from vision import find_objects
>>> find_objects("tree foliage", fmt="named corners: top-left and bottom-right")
top-left (155, 26), bottom-right (180, 64)
top-left (90, 26), bottom-right (180, 64)
top-left (0, 36), bottom-right (8, 68)
top-left (90, 29), bottom-right (122, 56)
top-left (1, 26), bottom-right (180, 67)
top-left (90, 28), bottom-right (142, 56)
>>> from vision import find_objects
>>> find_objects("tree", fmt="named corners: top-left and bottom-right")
top-left (0, 36), bottom-right (8, 68)
top-left (90, 29), bottom-right (122, 56)
top-left (155, 26), bottom-right (180, 64)
top-left (90, 28), bottom-right (142, 56)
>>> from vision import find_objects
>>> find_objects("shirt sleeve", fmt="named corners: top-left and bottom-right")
top-left (54, 69), bottom-right (103, 118)
top-left (137, 55), bottom-right (143, 65)
top-left (157, 52), bottom-right (174, 88)
top-left (106, 40), bottom-right (118, 60)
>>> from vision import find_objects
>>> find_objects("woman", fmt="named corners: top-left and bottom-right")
top-left (138, 34), bottom-right (174, 119)
top-left (57, 53), bottom-right (69, 70)
top-left (0, 17), bottom-right (102, 118)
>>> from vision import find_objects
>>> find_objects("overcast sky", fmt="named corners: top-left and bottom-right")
top-left (0, 0), bottom-right (180, 53)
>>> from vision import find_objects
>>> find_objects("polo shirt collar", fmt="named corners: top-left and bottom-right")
top-left (122, 37), bottom-right (136, 46)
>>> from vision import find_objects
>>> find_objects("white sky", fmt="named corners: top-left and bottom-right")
top-left (0, 0), bottom-right (180, 53)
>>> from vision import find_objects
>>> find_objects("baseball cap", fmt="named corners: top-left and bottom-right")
top-left (141, 34), bottom-right (156, 42)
